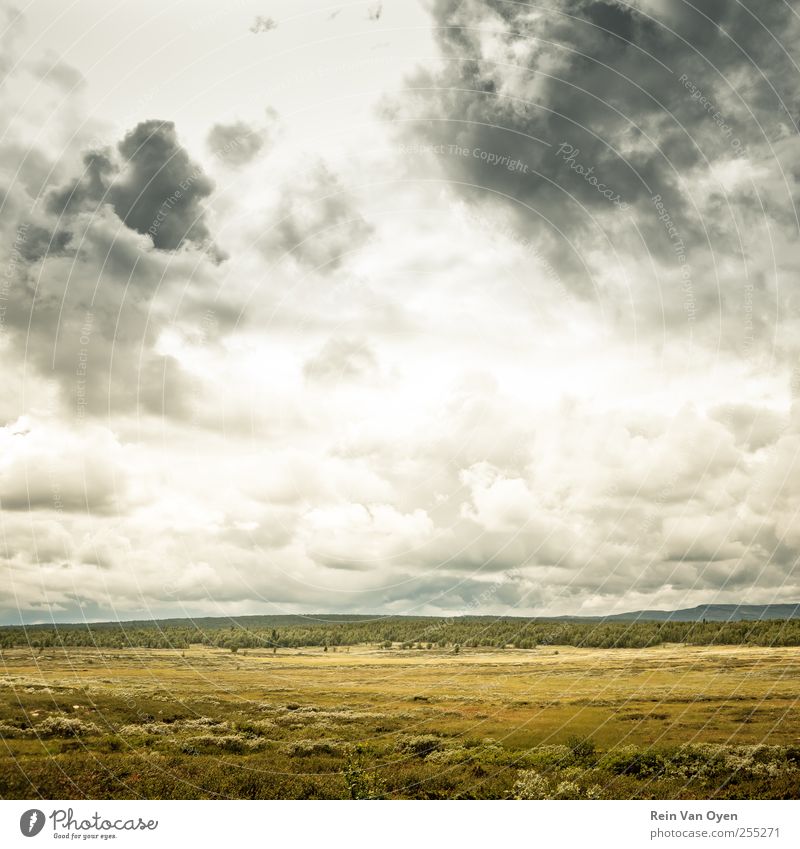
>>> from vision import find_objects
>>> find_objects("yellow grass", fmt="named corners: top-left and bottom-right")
top-left (3, 644), bottom-right (799, 749)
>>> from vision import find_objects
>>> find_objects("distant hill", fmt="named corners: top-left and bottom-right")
top-left (4, 604), bottom-right (800, 649)
top-left (596, 604), bottom-right (800, 622)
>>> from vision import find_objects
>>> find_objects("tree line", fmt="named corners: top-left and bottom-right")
top-left (1, 615), bottom-right (800, 651)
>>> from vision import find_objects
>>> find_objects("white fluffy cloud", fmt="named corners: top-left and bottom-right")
top-left (1, 0), bottom-right (800, 622)
top-left (0, 417), bottom-right (129, 514)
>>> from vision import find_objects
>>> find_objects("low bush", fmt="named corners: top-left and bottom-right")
top-left (234, 719), bottom-right (276, 738)
top-left (181, 733), bottom-right (268, 754)
top-left (513, 769), bottom-right (602, 800)
top-left (282, 740), bottom-right (342, 757)
top-left (37, 716), bottom-right (98, 738)
top-left (0, 722), bottom-right (31, 738)
top-left (567, 735), bottom-right (597, 765)
top-left (397, 735), bottom-right (444, 759)
top-left (600, 745), bottom-right (665, 777)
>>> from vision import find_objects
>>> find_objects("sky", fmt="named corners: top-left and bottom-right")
top-left (1, 0), bottom-right (800, 624)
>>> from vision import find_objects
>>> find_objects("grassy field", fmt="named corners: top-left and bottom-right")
top-left (1, 643), bottom-right (799, 799)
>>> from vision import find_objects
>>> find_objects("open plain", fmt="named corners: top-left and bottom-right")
top-left (1, 644), bottom-right (799, 799)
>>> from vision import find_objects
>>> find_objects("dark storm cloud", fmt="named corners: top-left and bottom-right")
top-left (390, 0), bottom-right (800, 279)
top-left (0, 213), bottom-right (199, 419)
top-left (111, 120), bottom-right (216, 251)
top-left (4, 123), bottom-right (229, 421)
top-left (46, 121), bottom-right (218, 254)
top-left (13, 223), bottom-right (72, 262)
top-left (0, 109), bottom-right (243, 423)
top-left (46, 149), bottom-right (116, 216)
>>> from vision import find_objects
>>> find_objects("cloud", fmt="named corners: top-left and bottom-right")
top-left (387, 0), bottom-right (800, 283)
top-left (0, 199), bottom-right (223, 419)
top-left (2, 2), bottom-right (800, 623)
top-left (10, 222), bottom-right (72, 263)
top-left (0, 417), bottom-right (128, 514)
top-left (460, 462), bottom-right (537, 533)
top-left (207, 115), bottom-right (276, 167)
top-left (710, 403), bottom-right (787, 452)
top-left (0, 60), bottom-right (240, 422)
top-left (110, 120), bottom-right (217, 251)
top-left (46, 149), bottom-right (116, 217)
top-left (45, 120), bottom-right (219, 254)
top-left (31, 53), bottom-right (86, 91)
top-left (258, 163), bottom-right (373, 270)
top-left (301, 502), bottom-right (435, 569)
top-left (303, 336), bottom-right (378, 383)
top-left (250, 16), bottom-right (277, 34)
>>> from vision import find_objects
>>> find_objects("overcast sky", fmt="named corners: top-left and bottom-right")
top-left (1, 0), bottom-right (800, 624)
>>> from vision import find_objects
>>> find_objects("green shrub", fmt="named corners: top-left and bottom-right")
top-left (179, 717), bottom-right (227, 730)
top-left (37, 716), bottom-right (98, 738)
top-left (234, 719), bottom-right (276, 738)
top-left (283, 740), bottom-right (341, 757)
top-left (600, 745), bottom-right (665, 777)
top-left (513, 769), bottom-right (600, 800)
top-left (513, 769), bottom-right (550, 799)
top-left (398, 735), bottom-right (444, 758)
top-left (520, 744), bottom-right (573, 769)
top-left (0, 722), bottom-right (31, 739)
top-left (180, 733), bottom-right (268, 754)
top-left (117, 722), bottom-right (171, 736)
top-left (343, 745), bottom-right (386, 799)
top-left (567, 735), bottom-right (597, 765)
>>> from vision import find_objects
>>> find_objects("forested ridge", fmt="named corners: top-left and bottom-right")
top-left (2, 615), bottom-right (800, 650)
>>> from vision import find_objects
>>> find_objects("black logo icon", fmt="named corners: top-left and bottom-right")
top-left (19, 809), bottom-right (46, 837)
